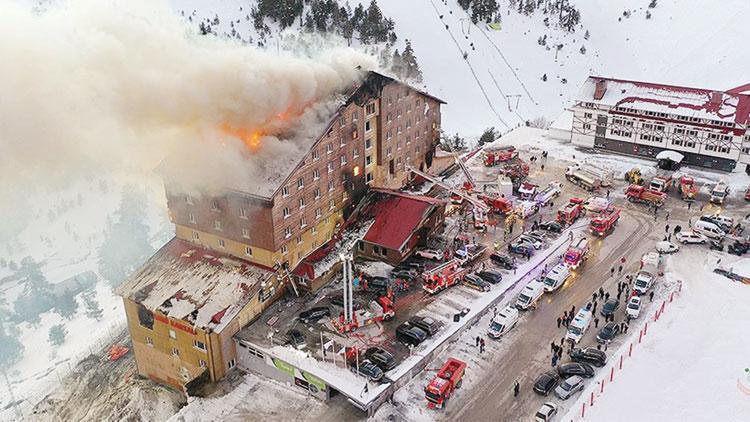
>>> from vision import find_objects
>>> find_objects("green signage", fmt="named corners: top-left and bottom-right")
top-left (302, 371), bottom-right (326, 391)
top-left (272, 358), bottom-right (295, 377)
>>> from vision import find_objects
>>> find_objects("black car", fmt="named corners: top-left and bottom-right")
top-left (709, 240), bottom-right (724, 251)
top-left (570, 348), bottom-right (607, 367)
top-left (368, 276), bottom-right (391, 294)
top-left (350, 359), bottom-right (384, 382)
top-left (596, 322), bottom-right (621, 344)
top-left (490, 253), bottom-right (516, 269)
top-left (557, 362), bottom-right (595, 379)
top-left (508, 241), bottom-right (534, 256)
top-left (477, 270), bottom-right (503, 284)
top-left (364, 347), bottom-right (397, 371)
top-left (298, 307), bottom-right (330, 324)
top-left (600, 298), bottom-right (619, 317)
top-left (408, 316), bottom-right (440, 337)
top-left (728, 241), bottom-right (749, 256)
top-left (538, 221), bottom-right (563, 233)
top-left (464, 274), bottom-right (491, 292)
top-left (395, 323), bottom-right (428, 346)
top-left (533, 370), bottom-right (560, 396)
top-left (285, 329), bottom-right (306, 348)
top-left (392, 268), bottom-right (418, 280)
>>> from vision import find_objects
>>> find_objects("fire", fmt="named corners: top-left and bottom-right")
top-left (221, 123), bottom-right (262, 151)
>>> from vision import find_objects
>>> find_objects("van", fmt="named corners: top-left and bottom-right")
top-left (700, 214), bottom-right (734, 231)
top-left (693, 220), bottom-right (725, 240)
top-left (515, 280), bottom-right (545, 310)
top-left (542, 264), bottom-right (571, 292)
top-left (487, 305), bottom-right (519, 339)
top-left (633, 271), bottom-right (655, 295)
top-left (565, 309), bottom-right (592, 344)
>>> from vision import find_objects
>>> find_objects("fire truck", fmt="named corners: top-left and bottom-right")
top-left (422, 259), bottom-right (468, 294)
top-left (483, 146), bottom-right (518, 166)
top-left (678, 175), bottom-right (698, 201)
top-left (478, 193), bottom-right (513, 214)
top-left (649, 174), bottom-right (674, 193)
top-left (424, 358), bottom-right (466, 409)
top-left (564, 237), bottom-right (590, 269)
top-left (589, 207), bottom-right (620, 236)
top-left (626, 184), bottom-right (666, 207)
top-left (334, 294), bottom-right (395, 333)
top-left (518, 182), bottom-right (538, 200)
top-left (556, 198), bottom-right (586, 225)
top-left (533, 181), bottom-right (562, 206)
top-left (500, 159), bottom-right (530, 190)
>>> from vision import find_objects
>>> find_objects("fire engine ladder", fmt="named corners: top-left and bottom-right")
top-left (405, 165), bottom-right (489, 213)
top-left (275, 260), bottom-right (299, 297)
top-left (444, 141), bottom-right (476, 189)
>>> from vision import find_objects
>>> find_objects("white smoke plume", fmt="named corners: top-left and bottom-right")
top-left (0, 0), bottom-right (377, 203)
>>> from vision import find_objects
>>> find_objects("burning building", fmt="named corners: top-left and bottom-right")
top-left (117, 71), bottom-right (445, 391)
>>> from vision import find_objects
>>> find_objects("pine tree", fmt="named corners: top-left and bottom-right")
top-left (400, 40), bottom-right (423, 83)
top-left (479, 127), bottom-right (498, 145)
top-left (83, 291), bottom-right (104, 321)
top-left (391, 49), bottom-right (404, 79)
top-left (0, 323), bottom-right (23, 366)
top-left (48, 324), bottom-right (67, 346)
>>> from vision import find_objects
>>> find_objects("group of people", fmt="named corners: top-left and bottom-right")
top-left (475, 336), bottom-right (486, 354)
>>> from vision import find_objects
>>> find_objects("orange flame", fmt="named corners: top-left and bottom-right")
top-left (221, 123), bottom-right (262, 151)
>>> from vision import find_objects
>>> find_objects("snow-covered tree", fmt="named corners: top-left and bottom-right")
top-left (400, 39), bottom-right (423, 83)
top-left (0, 323), bottom-right (23, 366)
top-left (479, 127), bottom-right (499, 145)
top-left (83, 291), bottom-right (104, 321)
top-left (48, 324), bottom-right (67, 346)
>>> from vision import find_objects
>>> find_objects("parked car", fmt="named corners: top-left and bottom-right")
top-left (655, 241), bottom-right (679, 254)
top-left (533, 370), bottom-right (560, 396)
top-left (570, 348), bottom-right (607, 367)
top-left (557, 362), bottom-right (595, 379)
top-left (298, 307), bottom-right (330, 324)
top-left (519, 234), bottom-right (544, 250)
top-left (596, 321), bottom-right (621, 344)
top-left (364, 347), bottom-right (396, 371)
top-left (350, 359), bottom-right (384, 382)
top-left (408, 315), bottom-right (440, 337)
top-left (477, 269), bottom-right (503, 284)
top-left (368, 276), bottom-right (391, 294)
top-left (538, 221), bottom-right (563, 233)
top-left (464, 274), bottom-right (491, 292)
top-left (534, 402), bottom-right (559, 422)
top-left (728, 241), bottom-right (749, 256)
top-left (709, 239), bottom-right (724, 251)
top-left (285, 329), bottom-right (306, 349)
top-left (554, 375), bottom-right (585, 400)
top-left (395, 323), bottom-right (427, 346)
top-left (508, 241), bottom-right (535, 256)
top-left (699, 214), bottom-right (733, 232)
top-left (490, 252), bottom-right (516, 269)
top-left (391, 268), bottom-right (418, 280)
top-left (415, 248), bottom-right (443, 260)
top-left (676, 231), bottom-right (707, 244)
top-left (626, 296), bottom-right (641, 319)
top-left (487, 305), bottom-right (519, 339)
top-left (396, 261), bottom-right (425, 273)
top-left (600, 298), bottom-right (619, 317)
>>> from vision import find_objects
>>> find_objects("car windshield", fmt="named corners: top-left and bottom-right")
top-left (543, 277), bottom-right (557, 286)
top-left (635, 279), bottom-right (648, 288)
top-left (568, 326), bottom-right (582, 335)
top-left (490, 322), bottom-right (504, 332)
top-left (518, 294), bottom-right (530, 304)
top-left (561, 381), bottom-right (573, 390)
top-left (628, 302), bottom-right (638, 309)
top-left (713, 191), bottom-right (726, 198)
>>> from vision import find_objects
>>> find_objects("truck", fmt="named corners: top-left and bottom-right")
top-left (678, 175), bottom-right (698, 201)
top-left (633, 253), bottom-right (661, 295)
top-left (518, 182), bottom-right (538, 201)
top-left (649, 174), bottom-right (674, 193)
top-left (455, 243), bottom-right (488, 266)
top-left (565, 167), bottom-right (602, 191)
top-left (334, 294), bottom-right (395, 333)
top-left (483, 146), bottom-right (518, 166)
top-left (500, 159), bottom-right (530, 188)
top-left (710, 180), bottom-right (729, 204)
top-left (422, 259), bottom-right (468, 295)
top-left (557, 198), bottom-right (586, 225)
top-left (564, 237), bottom-right (590, 269)
top-left (625, 167), bottom-right (643, 185)
top-left (424, 358), bottom-right (466, 409)
top-left (533, 181), bottom-right (562, 206)
top-left (515, 200), bottom-right (541, 219)
top-left (589, 207), bottom-right (620, 236)
top-left (566, 162), bottom-right (614, 187)
top-left (625, 184), bottom-right (666, 207)
top-left (478, 193), bottom-right (513, 214)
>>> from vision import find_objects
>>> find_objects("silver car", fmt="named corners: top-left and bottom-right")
top-left (554, 375), bottom-right (584, 400)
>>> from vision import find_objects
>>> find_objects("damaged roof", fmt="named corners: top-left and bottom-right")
top-left (115, 238), bottom-right (273, 333)
top-left (580, 76), bottom-right (750, 126)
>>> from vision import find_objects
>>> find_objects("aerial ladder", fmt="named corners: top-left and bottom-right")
top-left (275, 260), bottom-right (299, 297)
top-left (444, 141), bottom-right (476, 191)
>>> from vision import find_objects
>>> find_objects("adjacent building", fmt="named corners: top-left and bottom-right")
top-left (117, 71), bottom-right (445, 391)
top-left (570, 76), bottom-right (750, 172)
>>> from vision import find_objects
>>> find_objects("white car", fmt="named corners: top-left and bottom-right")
top-left (415, 248), bottom-right (443, 260)
top-left (655, 241), bottom-right (679, 254)
top-left (675, 231), bottom-right (707, 244)
top-left (554, 375), bottom-right (585, 400)
top-left (534, 402), bottom-right (558, 422)
top-left (519, 234), bottom-right (544, 250)
top-left (626, 296), bottom-right (641, 319)
top-left (584, 196), bottom-right (610, 213)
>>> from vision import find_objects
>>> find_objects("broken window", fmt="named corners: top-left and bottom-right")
top-left (137, 305), bottom-right (154, 330)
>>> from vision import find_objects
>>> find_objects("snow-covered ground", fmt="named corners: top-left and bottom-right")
top-left (563, 250), bottom-right (750, 421)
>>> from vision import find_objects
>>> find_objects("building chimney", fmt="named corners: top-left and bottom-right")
top-left (593, 79), bottom-right (607, 100)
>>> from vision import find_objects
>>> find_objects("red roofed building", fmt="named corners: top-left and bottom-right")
top-left (571, 76), bottom-right (750, 172)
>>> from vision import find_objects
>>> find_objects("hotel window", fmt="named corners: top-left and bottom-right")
top-left (313, 169), bottom-right (320, 180)
top-left (340, 136), bottom-right (346, 147)
top-left (312, 149), bottom-right (319, 160)
top-left (172, 347), bottom-right (180, 357)
top-left (397, 108), bottom-right (402, 118)
top-left (199, 360), bottom-right (207, 368)
top-left (415, 130), bottom-right (420, 139)
top-left (283, 207), bottom-right (290, 218)
top-left (228, 359), bottom-right (236, 369)
top-left (300, 218), bottom-right (307, 229)
top-left (352, 129), bottom-right (358, 139)
top-left (192, 231), bottom-right (199, 240)
top-left (353, 144), bottom-right (360, 158)
top-left (315, 208), bottom-right (322, 219)
top-left (387, 146), bottom-right (392, 156)
top-left (218, 239), bottom-right (225, 248)
top-left (214, 220), bottom-right (222, 231)
top-left (397, 126), bottom-right (402, 134)
top-left (366, 155), bottom-right (373, 166)
top-left (387, 113), bottom-right (392, 122)
top-left (284, 227), bottom-right (292, 238)
top-left (188, 212), bottom-right (195, 224)
top-left (296, 235), bottom-right (303, 244)
top-left (329, 199), bottom-right (336, 210)
top-left (326, 143), bottom-right (333, 154)
top-left (328, 180), bottom-right (335, 191)
top-left (406, 135), bottom-right (411, 144)
top-left (281, 245), bottom-right (288, 254)
top-left (407, 104), bottom-right (412, 113)
top-left (386, 129), bottom-right (392, 140)
top-left (242, 228), bottom-right (250, 238)
top-left (169, 329), bottom-right (176, 339)
top-left (185, 195), bottom-right (194, 205)
top-left (352, 110), bottom-right (359, 121)
top-left (299, 197), bottom-right (306, 208)
top-left (366, 172), bottom-right (374, 184)
top-left (211, 200), bottom-right (220, 211)
top-left (239, 208), bottom-right (248, 219)
top-left (339, 115), bottom-right (345, 127)
top-left (282, 186), bottom-right (289, 197)
top-left (365, 120), bottom-right (372, 132)
top-left (366, 102), bottom-right (376, 115)
top-left (406, 119), bottom-right (412, 129)
top-left (193, 340), bottom-right (207, 351)
top-left (297, 177), bottom-right (304, 189)
top-left (245, 246), bottom-right (253, 256)
top-left (312, 226), bottom-right (318, 235)
top-left (328, 162), bottom-right (335, 173)
top-left (340, 155), bottom-right (347, 165)
top-left (314, 188), bottom-right (321, 199)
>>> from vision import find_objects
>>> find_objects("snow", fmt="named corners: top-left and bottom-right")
top-left (563, 249), bottom-right (750, 421)
top-left (655, 150), bottom-right (684, 162)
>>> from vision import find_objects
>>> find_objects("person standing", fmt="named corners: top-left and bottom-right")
top-left (687, 201), bottom-right (692, 210)
top-left (618, 265), bottom-right (623, 274)
top-left (476, 336), bottom-right (481, 347)
top-left (513, 380), bottom-right (520, 397)
top-left (592, 301), bottom-right (598, 315)
top-left (649, 291), bottom-right (655, 302)
top-left (557, 317), bottom-right (562, 328)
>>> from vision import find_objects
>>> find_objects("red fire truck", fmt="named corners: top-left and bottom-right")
top-left (425, 358), bottom-right (466, 409)
top-left (556, 197), bottom-right (586, 225)
top-left (483, 146), bottom-right (518, 166)
top-left (626, 185), bottom-right (666, 207)
top-left (478, 194), bottom-right (513, 214)
top-left (589, 207), bottom-right (620, 236)
top-left (564, 237), bottom-right (590, 269)
top-left (678, 175), bottom-right (698, 201)
top-left (422, 259), bottom-right (467, 295)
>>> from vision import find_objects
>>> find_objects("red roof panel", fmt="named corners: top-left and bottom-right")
top-left (362, 194), bottom-right (435, 251)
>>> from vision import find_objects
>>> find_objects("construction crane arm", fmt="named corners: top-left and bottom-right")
top-left (405, 165), bottom-right (489, 212)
